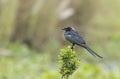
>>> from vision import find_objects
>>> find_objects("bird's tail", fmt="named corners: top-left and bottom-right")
top-left (82, 44), bottom-right (103, 58)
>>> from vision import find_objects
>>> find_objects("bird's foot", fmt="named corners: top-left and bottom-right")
top-left (71, 44), bottom-right (75, 51)
top-left (71, 46), bottom-right (74, 51)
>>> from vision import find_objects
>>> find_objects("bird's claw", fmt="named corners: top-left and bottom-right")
top-left (71, 46), bottom-right (74, 51)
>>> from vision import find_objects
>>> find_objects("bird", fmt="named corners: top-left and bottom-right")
top-left (62, 27), bottom-right (102, 58)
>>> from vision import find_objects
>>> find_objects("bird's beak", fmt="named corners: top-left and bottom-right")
top-left (62, 28), bottom-right (65, 30)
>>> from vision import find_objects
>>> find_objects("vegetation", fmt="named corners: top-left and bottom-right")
top-left (59, 46), bottom-right (80, 79)
top-left (0, 44), bottom-right (119, 79)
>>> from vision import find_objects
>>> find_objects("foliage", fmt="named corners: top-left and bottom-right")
top-left (58, 46), bottom-right (80, 79)
top-left (0, 44), bottom-right (120, 79)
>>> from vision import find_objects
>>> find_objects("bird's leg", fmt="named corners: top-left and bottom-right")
top-left (71, 43), bottom-right (75, 50)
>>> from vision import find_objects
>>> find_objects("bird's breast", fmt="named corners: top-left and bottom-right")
top-left (64, 32), bottom-right (74, 42)
top-left (64, 32), bottom-right (72, 38)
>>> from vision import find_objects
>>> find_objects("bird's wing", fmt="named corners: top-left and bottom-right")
top-left (74, 35), bottom-right (86, 45)
top-left (69, 30), bottom-right (86, 44)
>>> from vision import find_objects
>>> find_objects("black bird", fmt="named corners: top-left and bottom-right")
top-left (62, 27), bottom-right (102, 58)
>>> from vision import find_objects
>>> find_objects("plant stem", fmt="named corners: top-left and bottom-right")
top-left (60, 75), bottom-right (63, 79)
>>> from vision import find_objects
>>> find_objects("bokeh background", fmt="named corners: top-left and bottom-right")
top-left (0, 0), bottom-right (120, 79)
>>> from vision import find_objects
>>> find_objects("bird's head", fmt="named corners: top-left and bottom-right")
top-left (62, 27), bottom-right (72, 31)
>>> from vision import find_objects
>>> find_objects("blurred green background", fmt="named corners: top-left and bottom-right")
top-left (0, 0), bottom-right (120, 79)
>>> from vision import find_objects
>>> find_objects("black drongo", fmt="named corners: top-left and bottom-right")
top-left (62, 27), bottom-right (102, 58)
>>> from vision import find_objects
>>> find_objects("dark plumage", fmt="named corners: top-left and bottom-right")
top-left (62, 27), bottom-right (102, 58)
